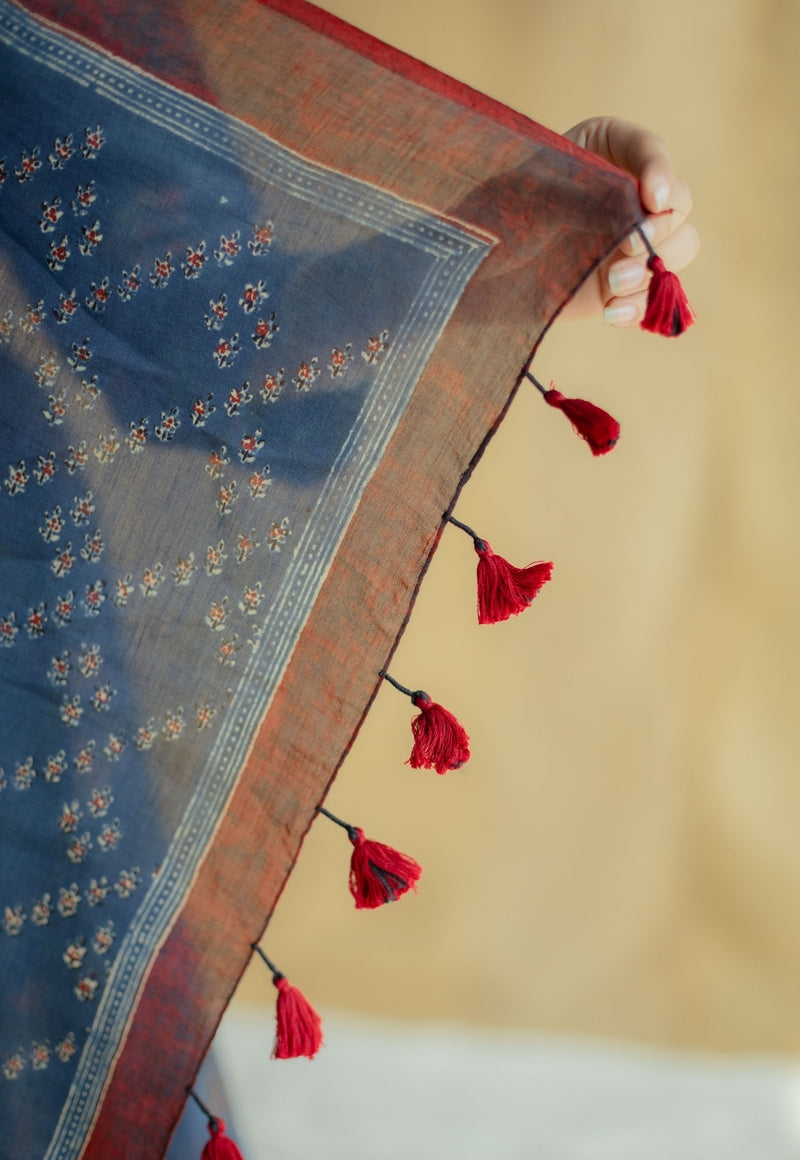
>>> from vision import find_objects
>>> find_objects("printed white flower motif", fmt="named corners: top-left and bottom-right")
top-left (235, 530), bottom-right (260, 563)
top-left (86, 877), bottom-right (109, 906)
top-left (292, 357), bottom-right (319, 392)
top-left (224, 382), bottom-right (250, 415)
top-left (248, 221), bottom-right (274, 255)
top-left (14, 757), bottom-right (36, 790)
top-left (103, 734), bottom-right (125, 762)
top-left (328, 342), bottom-right (353, 378)
top-left (247, 468), bottom-right (271, 499)
top-left (362, 328), bottom-right (390, 364)
top-left (5, 459), bottom-right (28, 496)
top-left (126, 419), bottom-right (149, 454)
top-left (267, 517), bottom-right (291, 552)
top-left (3, 1050), bottom-right (25, 1081)
top-left (172, 553), bottom-right (197, 586)
top-left (93, 920), bottom-right (115, 955)
top-left (205, 447), bottom-right (229, 479)
top-left (239, 583), bottom-right (264, 615)
top-left (3, 905), bottom-right (26, 936)
top-left (154, 407), bottom-right (180, 442)
top-left (59, 800), bottom-right (82, 834)
top-left (213, 230), bottom-right (241, 265)
top-left (57, 883), bottom-right (81, 917)
top-left (77, 643), bottom-right (102, 678)
top-left (35, 351), bottom-right (60, 387)
top-left (66, 831), bottom-right (92, 864)
top-left (113, 574), bottom-right (135, 607)
top-left (43, 389), bottom-right (69, 425)
top-left (55, 1032), bottom-right (77, 1062)
top-left (90, 682), bottom-right (115, 712)
top-left (74, 975), bottom-right (99, 1002)
top-left (149, 251), bottom-right (173, 288)
top-left (31, 894), bottom-right (52, 926)
top-left (135, 719), bottom-right (157, 751)
top-left (48, 651), bottom-right (71, 686)
top-left (114, 867), bottom-right (141, 899)
top-left (52, 592), bottom-right (76, 628)
top-left (259, 368), bottom-right (285, 403)
top-left (162, 708), bottom-right (185, 741)
top-left (140, 564), bottom-right (164, 597)
top-left (88, 786), bottom-right (113, 818)
top-left (205, 598), bottom-right (229, 632)
top-left (190, 395), bottom-right (215, 427)
top-left (31, 1042), bottom-right (50, 1071)
top-left (63, 938), bottom-right (88, 970)
top-left (40, 505), bottom-right (65, 542)
top-left (45, 751), bottom-right (68, 783)
top-left (97, 818), bottom-right (122, 851)
top-left (48, 133), bottom-right (74, 169)
top-left (195, 701), bottom-right (216, 731)
top-left (83, 580), bottom-right (106, 616)
top-left (73, 741), bottom-right (96, 775)
top-left (64, 442), bottom-right (89, 473)
top-left (93, 428), bottom-right (119, 464)
top-left (205, 541), bottom-right (227, 575)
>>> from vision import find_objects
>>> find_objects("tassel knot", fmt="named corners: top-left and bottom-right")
top-left (201, 1118), bottom-right (244, 1160)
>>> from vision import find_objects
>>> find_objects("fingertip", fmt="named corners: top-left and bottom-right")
top-left (645, 173), bottom-right (671, 214)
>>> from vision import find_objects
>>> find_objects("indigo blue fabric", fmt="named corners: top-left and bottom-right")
top-left (0, 5), bottom-right (489, 1155)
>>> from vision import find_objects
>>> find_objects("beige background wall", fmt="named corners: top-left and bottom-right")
top-left (235, 0), bottom-right (800, 1054)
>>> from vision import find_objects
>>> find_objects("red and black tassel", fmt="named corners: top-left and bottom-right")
top-left (318, 806), bottom-right (422, 908)
top-left (381, 670), bottom-right (469, 773)
top-left (636, 223), bottom-right (695, 337)
top-left (185, 1088), bottom-right (245, 1160)
top-left (251, 946), bottom-right (323, 1060)
top-left (526, 371), bottom-right (620, 456)
top-left (448, 516), bottom-right (553, 624)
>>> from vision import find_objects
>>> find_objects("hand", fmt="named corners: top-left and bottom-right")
top-left (560, 117), bottom-right (700, 326)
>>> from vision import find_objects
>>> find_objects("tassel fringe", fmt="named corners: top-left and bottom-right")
top-left (636, 224), bottom-right (695, 337)
top-left (381, 671), bottom-right (470, 773)
top-left (523, 370), bottom-right (620, 456)
top-left (273, 975), bottom-right (324, 1059)
top-left (447, 517), bottom-right (553, 624)
top-left (348, 826), bottom-right (422, 908)
top-left (250, 946), bottom-right (323, 1059)
top-left (409, 692), bottom-right (470, 773)
top-left (318, 807), bottom-right (422, 908)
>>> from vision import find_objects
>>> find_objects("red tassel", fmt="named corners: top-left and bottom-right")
top-left (201, 1118), bottom-right (244, 1160)
top-left (409, 692), bottom-right (470, 774)
top-left (348, 827), bottom-right (422, 908)
top-left (641, 253), bottom-right (695, 336)
top-left (475, 540), bottom-right (553, 624)
top-left (542, 386), bottom-right (620, 456)
top-left (273, 974), bottom-right (323, 1060)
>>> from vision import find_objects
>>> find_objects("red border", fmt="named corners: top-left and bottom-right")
top-left (257, 0), bottom-right (621, 175)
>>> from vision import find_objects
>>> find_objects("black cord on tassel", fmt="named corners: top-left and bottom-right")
top-left (185, 1085), bottom-right (217, 1131)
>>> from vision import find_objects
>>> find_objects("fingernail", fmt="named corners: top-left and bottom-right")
top-left (651, 177), bottom-right (670, 213)
top-left (603, 301), bottom-right (638, 326)
top-left (627, 219), bottom-right (654, 254)
top-left (608, 259), bottom-right (646, 296)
